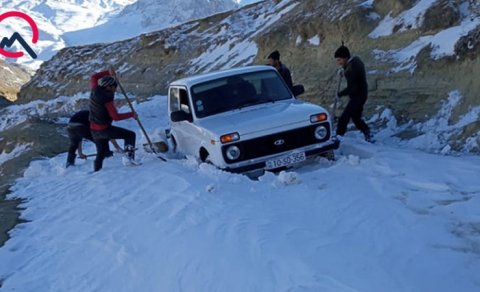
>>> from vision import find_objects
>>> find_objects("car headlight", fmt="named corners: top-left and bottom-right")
top-left (310, 113), bottom-right (328, 123)
top-left (314, 125), bottom-right (328, 140)
top-left (220, 132), bottom-right (240, 144)
top-left (226, 145), bottom-right (241, 160)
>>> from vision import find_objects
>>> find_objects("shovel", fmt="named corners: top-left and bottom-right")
top-left (113, 74), bottom-right (167, 161)
top-left (332, 68), bottom-right (343, 123)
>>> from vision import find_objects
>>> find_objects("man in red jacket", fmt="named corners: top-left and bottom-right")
top-left (89, 68), bottom-right (137, 171)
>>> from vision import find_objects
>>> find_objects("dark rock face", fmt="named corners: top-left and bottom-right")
top-left (422, 1), bottom-right (461, 33)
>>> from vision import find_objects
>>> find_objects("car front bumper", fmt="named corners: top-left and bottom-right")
top-left (224, 138), bottom-right (340, 173)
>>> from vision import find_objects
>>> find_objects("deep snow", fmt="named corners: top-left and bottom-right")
top-left (0, 96), bottom-right (479, 292)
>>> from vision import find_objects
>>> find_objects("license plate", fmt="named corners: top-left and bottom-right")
top-left (265, 152), bottom-right (306, 169)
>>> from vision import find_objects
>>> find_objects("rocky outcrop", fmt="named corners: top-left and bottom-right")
top-left (0, 60), bottom-right (30, 102)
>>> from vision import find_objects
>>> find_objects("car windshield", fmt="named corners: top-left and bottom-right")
top-left (190, 70), bottom-right (292, 118)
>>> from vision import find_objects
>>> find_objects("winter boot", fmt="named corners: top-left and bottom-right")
top-left (123, 145), bottom-right (140, 166)
top-left (66, 153), bottom-right (75, 168)
top-left (363, 130), bottom-right (373, 143)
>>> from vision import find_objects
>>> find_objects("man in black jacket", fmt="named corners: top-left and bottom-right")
top-left (267, 50), bottom-right (293, 91)
top-left (89, 69), bottom-right (137, 171)
top-left (66, 110), bottom-right (120, 168)
top-left (334, 45), bottom-right (372, 142)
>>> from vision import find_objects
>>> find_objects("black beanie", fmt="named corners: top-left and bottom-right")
top-left (334, 45), bottom-right (351, 59)
top-left (268, 50), bottom-right (280, 60)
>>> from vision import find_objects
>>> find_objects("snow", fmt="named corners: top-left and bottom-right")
top-left (0, 92), bottom-right (90, 132)
top-left (189, 0), bottom-right (299, 73)
top-left (63, 0), bottom-right (239, 46)
top-left (371, 91), bottom-right (480, 154)
top-left (369, 0), bottom-right (438, 38)
top-left (0, 0), bottom-right (137, 69)
top-left (0, 143), bottom-right (31, 165)
top-left (358, 0), bottom-right (374, 8)
top-left (1, 95), bottom-right (480, 291)
top-left (0, 0), bottom-right (240, 70)
top-left (307, 35), bottom-right (320, 46)
top-left (372, 17), bottom-right (480, 73)
top-left (295, 35), bottom-right (302, 46)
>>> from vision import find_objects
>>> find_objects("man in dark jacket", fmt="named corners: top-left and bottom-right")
top-left (334, 45), bottom-right (372, 142)
top-left (66, 110), bottom-right (120, 168)
top-left (89, 68), bottom-right (137, 171)
top-left (66, 110), bottom-right (93, 167)
top-left (267, 50), bottom-right (293, 91)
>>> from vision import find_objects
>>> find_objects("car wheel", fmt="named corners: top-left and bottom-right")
top-left (199, 147), bottom-right (210, 163)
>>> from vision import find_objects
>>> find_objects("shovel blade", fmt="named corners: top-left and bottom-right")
top-left (143, 141), bottom-right (168, 153)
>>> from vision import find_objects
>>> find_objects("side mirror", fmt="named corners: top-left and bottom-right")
top-left (292, 84), bottom-right (305, 97)
top-left (170, 110), bottom-right (192, 122)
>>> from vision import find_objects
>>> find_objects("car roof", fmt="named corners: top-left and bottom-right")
top-left (170, 65), bottom-right (276, 87)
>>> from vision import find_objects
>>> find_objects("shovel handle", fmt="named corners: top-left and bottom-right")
top-left (113, 74), bottom-right (166, 161)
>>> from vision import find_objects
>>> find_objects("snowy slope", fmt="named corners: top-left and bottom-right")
top-left (0, 95), bottom-right (479, 291)
top-left (63, 0), bottom-right (239, 46)
top-left (369, 0), bottom-right (480, 73)
top-left (0, 0), bottom-right (240, 69)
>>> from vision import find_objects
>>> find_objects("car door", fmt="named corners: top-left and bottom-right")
top-left (169, 86), bottom-right (202, 157)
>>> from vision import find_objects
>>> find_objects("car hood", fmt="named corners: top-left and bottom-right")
top-left (196, 100), bottom-right (329, 139)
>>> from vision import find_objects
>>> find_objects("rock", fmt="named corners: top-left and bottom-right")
top-left (422, 1), bottom-right (461, 33)
top-left (0, 60), bottom-right (30, 102)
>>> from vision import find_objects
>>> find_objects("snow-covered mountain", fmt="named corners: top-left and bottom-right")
top-left (0, 0), bottom-right (240, 69)
top-left (63, 0), bottom-right (239, 46)
top-left (0, 0), bottom-right (137, 68)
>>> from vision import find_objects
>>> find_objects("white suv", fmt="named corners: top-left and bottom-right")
top-left (167, 65), bottom-right (339, 173)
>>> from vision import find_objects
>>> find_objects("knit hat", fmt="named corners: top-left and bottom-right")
top-left (99, 76), bottom-right (117, 88)
top-left (334, 45), bottom-right (351, 59)
top-left (268, 50), bottom-right (280, 61)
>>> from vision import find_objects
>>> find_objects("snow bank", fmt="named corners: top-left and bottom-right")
top-left (371, 90), bottom-right (480, 154)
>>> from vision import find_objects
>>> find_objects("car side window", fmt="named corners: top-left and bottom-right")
top-left (179, 88), bottom-right (191, 114)
top-left (169, 87), bottom-right (191, 114)
top-left (169, 87), bottom-right (180, 112)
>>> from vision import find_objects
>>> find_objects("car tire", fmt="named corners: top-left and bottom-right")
top-left (199, 148), bottom-right (210, 163)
